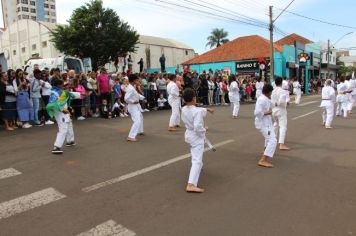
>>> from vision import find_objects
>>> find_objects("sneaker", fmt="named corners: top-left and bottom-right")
top-left (120, 114), bottom-right (125, 118)
top-left (45, 120), bottom-right (55, 125)
top-left (77, 116), bottom-right (86, 121)
top-left (92, 113), bottom-right (100, 118)
top-left (144, 109), bottom-right (150, 112)
top-left (124, 113), bottom-right (129, 117)
top-left (22, 123), bottom-right (32, 129)
top-left (52, 147), bottom-right (63, 154)
top-left (66, 142), bottom-right (76, 147)
top-left (35, 122), bottom-right (44, 127)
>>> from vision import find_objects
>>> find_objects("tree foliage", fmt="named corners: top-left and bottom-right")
top-left (337, 57), bottom-right (355, 76)
top-left (206, 28), bottom-right (229, 48)
top-left (51, 0), bottom-right (139, 70)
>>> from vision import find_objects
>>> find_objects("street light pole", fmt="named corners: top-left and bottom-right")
top-left (269, 6), bottom-right (274, 82)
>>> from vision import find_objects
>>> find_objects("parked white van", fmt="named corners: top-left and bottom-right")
top-left (24, 56), bottom-right (84, 74)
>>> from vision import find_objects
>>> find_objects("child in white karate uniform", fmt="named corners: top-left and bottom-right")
top-left (47, 78), bottom-right (79, 155)
top-left (254, 84), bottom-right (277, 168)
top-left (181, 88), bottom-right (214, 193)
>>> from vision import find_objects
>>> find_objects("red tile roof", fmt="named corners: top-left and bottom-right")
top-left (275, 33), bottom-right (313, 46)
top-left (183, 35), bottom-right (283, 65)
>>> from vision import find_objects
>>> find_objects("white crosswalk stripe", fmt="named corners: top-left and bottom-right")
top-left (0, 168), bottom-right (22, 180)
top-left (0, 187), bottom-right (66, 220)
top-left (77, 220), bottom-right (136, 236)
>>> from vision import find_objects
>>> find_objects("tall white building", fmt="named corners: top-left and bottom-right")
top-left (1, 0), bottom-right (56, 27)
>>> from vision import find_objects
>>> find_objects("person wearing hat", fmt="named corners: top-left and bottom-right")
top-left (125, 74), bottom-right (146, 142)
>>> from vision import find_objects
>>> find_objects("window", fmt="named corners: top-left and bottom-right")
top-left (13, 50), bottom-right (16, 55)
top-left (50, 4), bottom-right (55, 9)
top-left (18, 15), bottom-right (22, 20)
top-left (32, 44), bottom-right (36, 50)
top-left (31, 16), bottom-right (36, 20)
top-left (21, 0), bottom-right (28, 4)
top-left (30, 1), bottom-right (35, 6)
top-left (17, 7), bottom-right (20, 12)
top-left (22, 15), bottom-right (29, 19)
top-left (185, 50), bottom-right (188, 56)
top-left (22, 47), bottom-right (26, 53)
top-left (42, 41), bottom-right (48, 47)
top-left (51, 19), bottom-right (56, 23)
top-left (46, 11), bottom-right (50, 15)
top-left (44, 3), bottom-right (49, 8)
top-left (51, 12), bottom-right (56, 16)
top-left (17, 0), bottom-right (20, 4)
top-left (30, 8), bottom-right (36, 13)
top-left (22, 7), bottom-right (29, 12)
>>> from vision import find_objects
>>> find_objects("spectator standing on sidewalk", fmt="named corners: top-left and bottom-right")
top-left (41, 70), bottom-right (54, 125)
top-left (30, 69), bottom-right (43, 126)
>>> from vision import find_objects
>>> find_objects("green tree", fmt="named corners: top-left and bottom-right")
top-left (51, 0), bottom-right (139, 71)
top-left (337, 57), bottom-right (355, 76)
top-left (206, 28), bottom-right (229, 48)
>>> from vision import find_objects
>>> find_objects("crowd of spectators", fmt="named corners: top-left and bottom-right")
top-left (1, 65), bottom-right (303, 132)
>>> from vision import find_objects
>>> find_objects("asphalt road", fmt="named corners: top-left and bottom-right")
top-left (1, 95), bottom-right (356, 236)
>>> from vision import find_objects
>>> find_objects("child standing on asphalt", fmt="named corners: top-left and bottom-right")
top-left (47, 78), bottom-right (80, 154)
top-left (181, 88), bottom-right (214, 193)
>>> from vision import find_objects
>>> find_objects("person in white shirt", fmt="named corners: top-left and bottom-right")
top-left (124, 74), bottom-right (146, 142)
top-left (181, 88), bottom-right (214, 193)
top-left (254, 84), bottom-right (277, 168)
top-left (320, 79), bottom-right (336, 129)
top-left (345, 76), bottom-right (355, 114)
top-left (282, 78), bottom-right (291, 103)
top-left (157, 93), bottom-right (167, 110)
top-left (336, 77), bottom-right (348, 118)
top-left (228, 75), bottom-right (240, 118)
top-left (255, 77), bottom-right (264, 99)
top-left (351, 76), bottom-right (356, 108)
top-left (167, 74), bottom-right (181, 131)
top-left (272, 77), bottom-right (290, 151)
top-left (292, 77), bottom-right (302, 105)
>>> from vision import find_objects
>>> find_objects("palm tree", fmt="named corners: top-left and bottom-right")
top-left (206, 28), bottom-right (229, 48)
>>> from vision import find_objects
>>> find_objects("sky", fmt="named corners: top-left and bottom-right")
top-left (1, 0), bottom-right (356, 55)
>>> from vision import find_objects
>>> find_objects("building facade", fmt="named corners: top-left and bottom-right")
top-left (1, 0), bottom-right (56, 27)
top-left (0, 19), bottom-right (60, 69)
top-left (106, 35), bottom-right (195, 73)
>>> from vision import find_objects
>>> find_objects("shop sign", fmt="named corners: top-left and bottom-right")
top-left (236, 61), bottom-right (259, 71)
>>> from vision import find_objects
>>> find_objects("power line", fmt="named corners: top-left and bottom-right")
top-left (275, 8), bottom-right (356, 30)
top-left (194, 0), bottom-right (269, 27)
top-left (152, 0), bottom-right (268, 29)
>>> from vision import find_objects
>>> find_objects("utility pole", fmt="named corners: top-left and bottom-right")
top-left (269, 6), bottom-right (274, 82)
top-left (327, 39), bottom-right (330, 79)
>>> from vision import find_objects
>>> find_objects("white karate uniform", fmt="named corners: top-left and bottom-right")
top-left (255, 81), bottom-right (264, 99)
top-left (320, 85), bottom-right (335, 127)
top-left (254, 94), bottom-right (277, 158)
top-left (282, 80), bottom-right (290, 103)
top-left (181, 105), bottom-right (207, 186)
top-left (346, 79), bottom-right (355, 111)
top-left (54, 110), bottom-right (74, 148)
top-left (292, 81), bottom-right (302, 104)
top-left (271, 87), bottom-right (288, 144)
top-left (336, 82), bottom-right (348, 117)
top-left (351, 79), bottom-right (356, 107)
top-left (228, 81), bottom-right (240, 117)
top-left (167, 81), bottom-right (181, 127)
top-left (125, 84), bottom-right (145, 139)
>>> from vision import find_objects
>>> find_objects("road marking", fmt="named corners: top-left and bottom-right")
top-left (0, 168), bottom-right (22, 180)
top-left (77, 220), bottom-right (136, 236)
top-left (82, 139), bottom-right (234, 193)
top-left (297, 101), bottom-right (318, 107)
top-left (0, 188), bottom-right (66, 220)
top-left (292, 110), bottom-right (319, 121)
